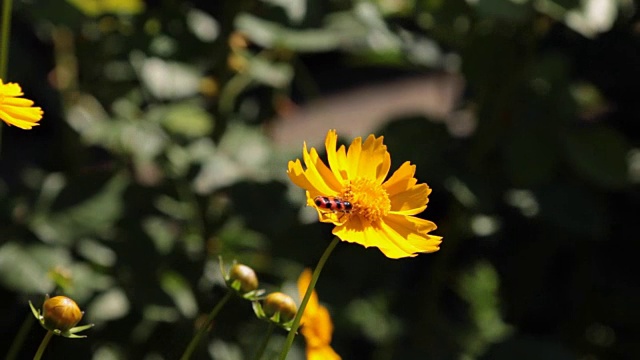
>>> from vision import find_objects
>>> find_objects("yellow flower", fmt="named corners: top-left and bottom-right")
top-left (0, 79), bottom-right (43, 130)
top-left (297, 269), bottom-right (341, 360)
top-left (287, 129), bottom-right (442, 259)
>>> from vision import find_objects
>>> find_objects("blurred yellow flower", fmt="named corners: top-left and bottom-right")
top-left (66, 0), bottom-right (145, 16)
top-left (297, 269), bottom-right (341, 360)
top-left (287, 129), bottom-right (442, 259)
top-left (0, 79), bottom-right (43, 130)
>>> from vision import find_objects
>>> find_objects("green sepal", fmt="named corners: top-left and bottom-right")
top-left (251, 301), bottom-right (295, 331)
top-left (219, 256), bottom-right (265, 301)
top-left (69, 323), bottom-right (95, 334)
top-left (29, 301), bottom-right (43, 323)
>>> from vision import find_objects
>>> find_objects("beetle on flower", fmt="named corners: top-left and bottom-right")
top-left (287, 129), bottom-right (442, 259)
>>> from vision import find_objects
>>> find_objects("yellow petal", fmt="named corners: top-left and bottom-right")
top-left (307, 345), bottom-right (341, 360)
top-left (334, 213), bottom-right (439, 258)
top-left (297, 268), bottom-right (319, 319)
top-left (325, 129), bottom-right (349, 183)
top-left (306, 146), bottom-right (342, 192)
top-left (375, 218), bottom-right (430, 258)
top-left (356, 134), bottom-right (389, 181)
top-left (288, 159), bottom-right (318, 191)
top-left (0, 81), bottom-right (24, 96)
top-left (0, 109), bottom-right (41, 129)
top-left (333, 215), bottom-right (381, 248)
top-left (345, 136), bottom-right (362, 179)
top-left (2, 97), bottom-right (35, 107)
top-left (301, 142), bottom-right (341, 195)
top-left (301, 305), bottom-right (334, 347)
top-left (383, 161), bottom-right (418, 196)
top-left (376, 151), bottom-right (391, 185)
top-left (389, 183), bottom-right (431, 215)
top-left (384, 214), bottom-right (441, 254)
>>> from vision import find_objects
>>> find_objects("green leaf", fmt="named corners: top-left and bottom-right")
top-left (0, 243), bottom-right (70, 293)
top-left (235, 13), bottom-right (342, 52)
top-left (87, 288), bottom-right (130, 322)
top-left (29, 173), bottom-right (129, 244)
top-left (160, 102), bottom-right (214, 138)
top-left (159, 270), bottom-right (197, 317)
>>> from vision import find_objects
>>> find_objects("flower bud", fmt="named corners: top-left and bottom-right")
top-left (263, 292), bottom-right (297, 323)
top-left (228, 263), bottom-right (259, 294)
top-left (43, 296), bottom-right (83, 331)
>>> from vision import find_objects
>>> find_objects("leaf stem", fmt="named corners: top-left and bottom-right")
top-left (278, 236), bottom-right (340, 360)
top-left (179, 290), bottom-right (233, 360)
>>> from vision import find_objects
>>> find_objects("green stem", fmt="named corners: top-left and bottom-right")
top-left (0, 0), bottom-right (14, 151)
top-left (33, 331), bottom-right (53, 360)
top-left (179, 290), bottom-right (233, 360)
top-left (278, 236), bottom-right (340, 360)
top-left (6, 313), bottom-right (35, 360)
top-left (252, 322), bottom-right (275, 360)
top-left (0, 0), bottom-right (12, 79)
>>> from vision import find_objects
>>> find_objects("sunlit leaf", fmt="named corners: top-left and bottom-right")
top-left (87, 288), bottom-right (130, 322)
top-left (235, 13), bottom-right (343, 52)
top-left (160, 102), bottom-right (214, 138)
top-left (0, 243), bottom-right (69, 293)
top-left (159, 270), bottom-right (197, 317)
top-left (29, 173), bottom-right (129, 244)
top-left (77, 238), bottom-right (117, 267)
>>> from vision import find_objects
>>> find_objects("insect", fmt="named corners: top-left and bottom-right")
top-left (313, 196), bottom-right (353, 213)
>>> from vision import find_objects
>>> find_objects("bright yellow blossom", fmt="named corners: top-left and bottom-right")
top-left (297, 269), bottom-right (341, 360)
top-left (0, 79), bottom-right (43, 130)
top-left (287, 129), bottom-right (442, 259)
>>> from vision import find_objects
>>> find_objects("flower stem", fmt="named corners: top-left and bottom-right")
top-left (0, 0), bottom-right (14, 150)
top-left (179, 290), bottom-right (233, 360)
top-left (0, 0), bottom-right (12, 79)
top-left (277, 236), bottom-right (340, 360)
top-left (33, 331), bottom-right (53, 360)
top-left (252, 322), bottom-right (275, 360)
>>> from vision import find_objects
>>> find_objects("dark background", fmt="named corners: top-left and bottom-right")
top-left (1, 0), bottom-right (638, 359)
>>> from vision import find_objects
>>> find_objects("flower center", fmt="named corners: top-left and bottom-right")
top-left (342, 178), bottom-right (390, 223)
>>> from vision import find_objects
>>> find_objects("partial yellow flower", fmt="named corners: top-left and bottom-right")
top-left (287, 129), bottom-right (442, 259)
top-left (297, 269), bottom-right (341, 360)
top-left (0, 79), bottom-right (43, 130)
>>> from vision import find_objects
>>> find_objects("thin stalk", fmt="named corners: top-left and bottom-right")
top-left (252, 322), bottom-right (275, 360)
top-left (32, 331), bottom-right (53, 360)
top-left (6, 313), bottom-right (35, 360)
top-left (0, 0), bottom-right (12, 78)
top-left (278, 236), bottom-right (340, 360)
top-left (0, 0), bottom-right (14, 150)
top-left (179, 290), bottom-right (233, 360)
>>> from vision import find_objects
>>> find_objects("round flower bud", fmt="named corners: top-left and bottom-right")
top-left (43, 296), bottom-right (83, 331)
top-left (263, 292), bottom-right (297, 323)
top-left (228, 263), bottom-right (259, 294)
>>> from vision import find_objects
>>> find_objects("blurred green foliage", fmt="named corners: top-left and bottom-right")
top-left (1, 0), bottom-right (639, 359)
